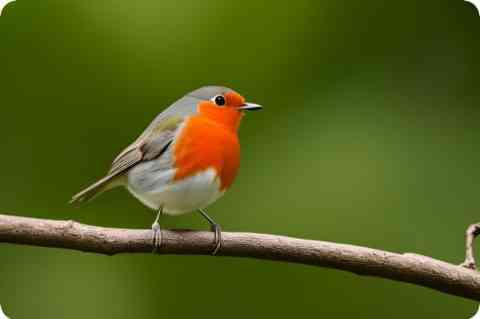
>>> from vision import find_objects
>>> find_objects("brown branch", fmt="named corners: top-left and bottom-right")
top-left (0, 213), bottom-right (479, 301)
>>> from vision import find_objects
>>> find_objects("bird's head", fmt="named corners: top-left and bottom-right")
top-left (188, 86), bottom-right (262, 130)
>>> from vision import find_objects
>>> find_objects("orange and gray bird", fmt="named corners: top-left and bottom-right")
top-left (70, 86), bottom-right (262, 254)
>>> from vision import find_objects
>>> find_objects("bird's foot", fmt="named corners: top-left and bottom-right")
top-left (460, 260), bottom-right (476, 270)
top-left (197, 208), bottom-right (222, 255)
top-left (460, 223), bottom-right (480, 270)
top-left (151, 221), bottom-right (162, 253)
top-left (211, 223), bottom-right (222, 256)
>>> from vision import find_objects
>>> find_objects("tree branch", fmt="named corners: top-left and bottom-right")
top-left (0, 213), bottom-right (479, 301)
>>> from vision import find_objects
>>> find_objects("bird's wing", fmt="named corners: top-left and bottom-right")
top-left (108, 115), bottom-right (183, 176)
top-left (70, 115), bottom-right (184, 204)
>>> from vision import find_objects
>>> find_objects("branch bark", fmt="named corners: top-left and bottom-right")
top-left (0, 213), bottom-right (479, 301)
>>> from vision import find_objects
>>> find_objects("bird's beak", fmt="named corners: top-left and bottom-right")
top-left (238, 102), bottom-right (263, 111)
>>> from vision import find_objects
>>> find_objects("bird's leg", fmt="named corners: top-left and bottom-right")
top-left (198, 208), bottom-right (222, 255)
top-left (461, 223), bottom-right (480, 270)
top-left (151, 206), bottom-right (163, 253)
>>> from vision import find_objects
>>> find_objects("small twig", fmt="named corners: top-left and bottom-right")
top-left (1, 213), bottom-right (480, 301)
top-left (461, 223), bottom-right (480, 270)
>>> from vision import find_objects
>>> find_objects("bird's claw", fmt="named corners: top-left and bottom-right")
top-left (460, 260), bottom-right (476, 270)
top-left (211, 224), bottom-right (222, 256)
top-left (151, 222), bottom-right (162, 253)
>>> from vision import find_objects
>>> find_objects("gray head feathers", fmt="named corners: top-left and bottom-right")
top-left (187, 86), bottom-right (234, 100)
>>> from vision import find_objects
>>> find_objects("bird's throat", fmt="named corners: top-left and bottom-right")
top-left (197, 102), bottom-right (243, 132)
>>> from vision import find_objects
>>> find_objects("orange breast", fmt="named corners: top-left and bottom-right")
top-left (173, 115), bottom-right (240, 191)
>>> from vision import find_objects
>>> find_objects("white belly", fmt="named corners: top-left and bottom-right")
top-left (127, 167), bottom-right (225, 215)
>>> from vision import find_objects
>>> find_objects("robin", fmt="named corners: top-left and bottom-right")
top-left (70, 86), bottom-right (262, 254)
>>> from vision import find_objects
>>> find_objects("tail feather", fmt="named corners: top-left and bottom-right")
top-left (70, 174), bottom-right (124, 204)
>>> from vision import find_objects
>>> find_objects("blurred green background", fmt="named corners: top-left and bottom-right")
top-left (1, 0), bottom-right (479, 317)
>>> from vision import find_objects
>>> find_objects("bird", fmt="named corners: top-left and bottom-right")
top-left (70, 86), bottom-right (262, 255)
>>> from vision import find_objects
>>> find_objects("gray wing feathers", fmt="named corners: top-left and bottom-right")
top-left (69, 172), bottom-right (124, 203)
top-left (109, 147), bottom-right (144, 176)
top-left (142, 133), bottom-right (174, 161)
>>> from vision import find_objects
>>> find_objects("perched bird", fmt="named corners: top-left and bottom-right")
top-left (71, 86), bottom-right (262, 254)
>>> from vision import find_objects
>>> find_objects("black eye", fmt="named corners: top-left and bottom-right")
top-left (214, 95), bottom-right (226, 106)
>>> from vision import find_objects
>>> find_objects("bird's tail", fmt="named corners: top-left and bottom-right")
top-left (70, 174), bottom-right (125, 204)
